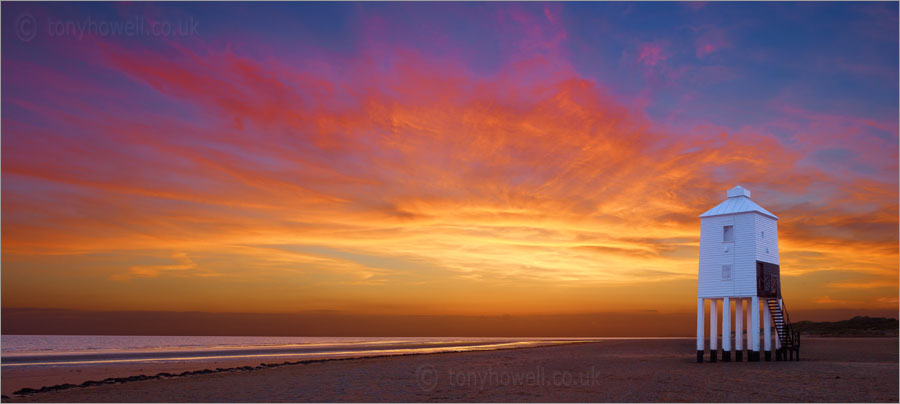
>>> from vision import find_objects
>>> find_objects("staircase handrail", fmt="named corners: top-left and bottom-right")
top-left (780, 299), bottom-right (799, 348)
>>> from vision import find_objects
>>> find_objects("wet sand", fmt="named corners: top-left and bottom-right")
top-left (3, 338), bottom-right (897, 402)
top-left (0, 339), bottom-right (577, 396)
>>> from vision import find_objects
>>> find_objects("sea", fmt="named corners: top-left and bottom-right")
top-left (1, 335), bottom-right (592, 367)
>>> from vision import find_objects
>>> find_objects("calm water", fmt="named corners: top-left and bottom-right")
top-left (1, 335), bottom-right (589, 366)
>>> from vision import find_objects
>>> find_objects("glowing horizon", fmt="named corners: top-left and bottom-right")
top-left (2, 2), bottom-right (897, 322)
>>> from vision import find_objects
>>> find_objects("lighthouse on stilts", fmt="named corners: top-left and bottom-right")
top-left (696, 186), bottom-right (800, 363)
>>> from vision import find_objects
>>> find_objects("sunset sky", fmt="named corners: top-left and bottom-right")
top-left (2, 2), bottom-right (897, 333)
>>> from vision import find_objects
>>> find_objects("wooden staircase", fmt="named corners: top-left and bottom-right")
top-left (766, 298), bottom-right (800, 361)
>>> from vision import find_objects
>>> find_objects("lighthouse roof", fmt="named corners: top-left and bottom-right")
top-left (699, 186), bottom-right (778, 220)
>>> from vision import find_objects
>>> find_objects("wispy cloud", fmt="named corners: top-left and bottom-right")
top-left (2, 2), bottom-right (896, 315)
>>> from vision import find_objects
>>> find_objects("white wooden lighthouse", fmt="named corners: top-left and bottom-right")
top-left (696, 186), bottom-right (799, 363)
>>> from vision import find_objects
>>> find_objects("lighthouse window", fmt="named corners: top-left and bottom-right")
top-left (761, 231), bottom-right (765, 238)
top-left (723, 225), bottom-right (734, 242)
top-left (721, 264), bottom-right (732, 280)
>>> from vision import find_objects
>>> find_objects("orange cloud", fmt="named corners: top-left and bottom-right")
top-left (2, 14), bottom-right (896, 317)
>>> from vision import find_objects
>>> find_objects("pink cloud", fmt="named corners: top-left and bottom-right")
top-left (637, 43), bottom-right (666, 67)
top-left (543, 4), bottom-right (560, 24)
top-left (2, 5), bottom-right (896, 315)
top-left (685, 2), bottom-right (708, 11)
top-left (694, 27), bottom-right (731, 59)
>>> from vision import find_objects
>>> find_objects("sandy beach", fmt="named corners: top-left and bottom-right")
top-left (2, 337), bottom-right (896, 402)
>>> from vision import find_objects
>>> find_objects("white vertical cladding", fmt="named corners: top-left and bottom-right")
top-left (699, 186), bottom-right (779, 300)
top-left (732, 212), bottom-right (759, 296)
top-left (698, 216), bottom-right (736, 298)
top-left (700, 211), bottom-right (776, 298)
top-left (754, 214), bottom-right (780, 265)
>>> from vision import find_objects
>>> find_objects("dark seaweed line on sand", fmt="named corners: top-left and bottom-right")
top-left (8, 342), bottom-right (588, 398)
top-left (8, 354), bottom-right (410, 397)
top-left (9, 354), bottom-right (404, 397)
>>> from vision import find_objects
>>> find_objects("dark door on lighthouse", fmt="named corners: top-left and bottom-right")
top-left (756, 261), bottom-right (781, 298)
